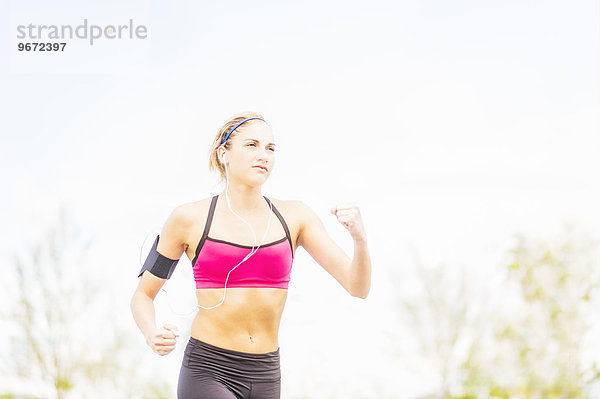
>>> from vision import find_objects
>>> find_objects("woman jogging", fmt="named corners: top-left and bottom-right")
top-left (130, 112), bottom-right (372, 399)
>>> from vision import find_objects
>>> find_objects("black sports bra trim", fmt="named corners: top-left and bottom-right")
top-left (192, 195), bottom-right (218, 266)
top-left (192, 194), bottom-right (294, 265)
top-left (205, 236), bottom-right (287, 249)
top-left (264, 196), bottom-right (292, 244)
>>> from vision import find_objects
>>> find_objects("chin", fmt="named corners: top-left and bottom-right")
top-left (245, 175), bottom-right (269, 186)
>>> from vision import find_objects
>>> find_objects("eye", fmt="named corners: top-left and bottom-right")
top-left (247, 143), bottom-right (256, 147)
top-left (268, 147), bottom-right (275, 152)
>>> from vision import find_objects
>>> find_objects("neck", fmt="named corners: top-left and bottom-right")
top-left (220, 182), bottom-right (265, 213)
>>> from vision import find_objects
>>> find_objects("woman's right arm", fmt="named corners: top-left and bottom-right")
top-left (130, 205), bottom-right (190, 356)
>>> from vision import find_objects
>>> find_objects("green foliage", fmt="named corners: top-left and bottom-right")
top-left (488, 384), bottom-right (509, 399)
top-left (399, 223), bottom-right (600, 399)
top-left (2, 203), bottom-right (173, 398)
top-left (55, 376), bottom-right (74, 393)
top-left (460, 224), bottom-right (599, 398)
top-left (141, 381), bottom-right (173, 399)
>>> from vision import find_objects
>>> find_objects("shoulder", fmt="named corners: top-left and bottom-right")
top-left (165, 197), bottom-right (214, 230)
top-left (266, 197), bottom-right (306, 215)
top-left (276, 200), bottom-right (328, 249)
top-left (267, 197), bottom-right (315, 227)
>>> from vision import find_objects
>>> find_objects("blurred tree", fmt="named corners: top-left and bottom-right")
top-left (478, 225), bottom-right (600, 398)
top-left (395, 253), bottom-right (492, 399)
top-left (394, 224), bottom-right (600, 399)
top-left (0, 203), bottom-right (172, 398)
top-left (461, 224), bottom-right (600, 398)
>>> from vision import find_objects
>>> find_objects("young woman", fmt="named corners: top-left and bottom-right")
top-left (130, 112), bottom-right (371, 399)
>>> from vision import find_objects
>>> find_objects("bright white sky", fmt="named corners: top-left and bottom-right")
top-left (1, 0), bottom-right (599, 398)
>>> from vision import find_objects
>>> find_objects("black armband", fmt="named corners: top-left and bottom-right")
top-left (137, 235), bottom-right (179, 279)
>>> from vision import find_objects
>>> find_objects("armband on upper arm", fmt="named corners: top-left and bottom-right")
top-left (137, 235), bottom-right (180, 279)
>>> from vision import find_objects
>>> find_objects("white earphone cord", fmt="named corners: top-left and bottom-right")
top-left (139, 152), bottom-right (272, 314)
top-left (197, 153), bottom-right (272, 309)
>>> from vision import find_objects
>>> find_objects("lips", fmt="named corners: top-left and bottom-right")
top-left (253, 166), bottom-right (268, 172)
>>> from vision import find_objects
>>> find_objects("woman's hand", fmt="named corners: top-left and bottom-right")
top-left (330, 202), bottom-right (367, 242)
top-left (146, 323), bottom-right (179, 356)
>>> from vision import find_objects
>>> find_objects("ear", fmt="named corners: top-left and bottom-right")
top-left (217, 146), bottom-right (226, 163)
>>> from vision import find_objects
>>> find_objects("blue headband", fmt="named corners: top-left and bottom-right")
top-left (221, 117), bottom-right (265, 145)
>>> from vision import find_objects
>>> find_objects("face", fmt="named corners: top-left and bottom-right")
top-left (219, 122), bottom-right (275, 186)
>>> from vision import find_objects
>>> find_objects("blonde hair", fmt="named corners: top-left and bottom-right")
top-left (208, 112), bottom-right (266, 181)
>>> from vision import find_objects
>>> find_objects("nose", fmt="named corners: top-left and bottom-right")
top-left (257, 146), bottom-right (271, 161)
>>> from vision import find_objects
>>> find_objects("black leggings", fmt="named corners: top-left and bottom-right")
top-left (177, 337), bottom-right (281, 399)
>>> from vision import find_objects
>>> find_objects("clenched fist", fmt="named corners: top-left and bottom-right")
top-left (146, 323), bottom-right (179, 356)
top-left (330, 202), bottom-right (367, 242)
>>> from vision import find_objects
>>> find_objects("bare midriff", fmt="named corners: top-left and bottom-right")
top-left (192, 287), bottom-right (288, 354)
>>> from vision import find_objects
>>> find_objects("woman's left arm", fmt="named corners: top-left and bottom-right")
top-left (295, 201), bottom-right (371, 298)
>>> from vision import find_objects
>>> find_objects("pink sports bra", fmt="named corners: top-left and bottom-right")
top-left (191, 195), bottom-right (294, 289)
